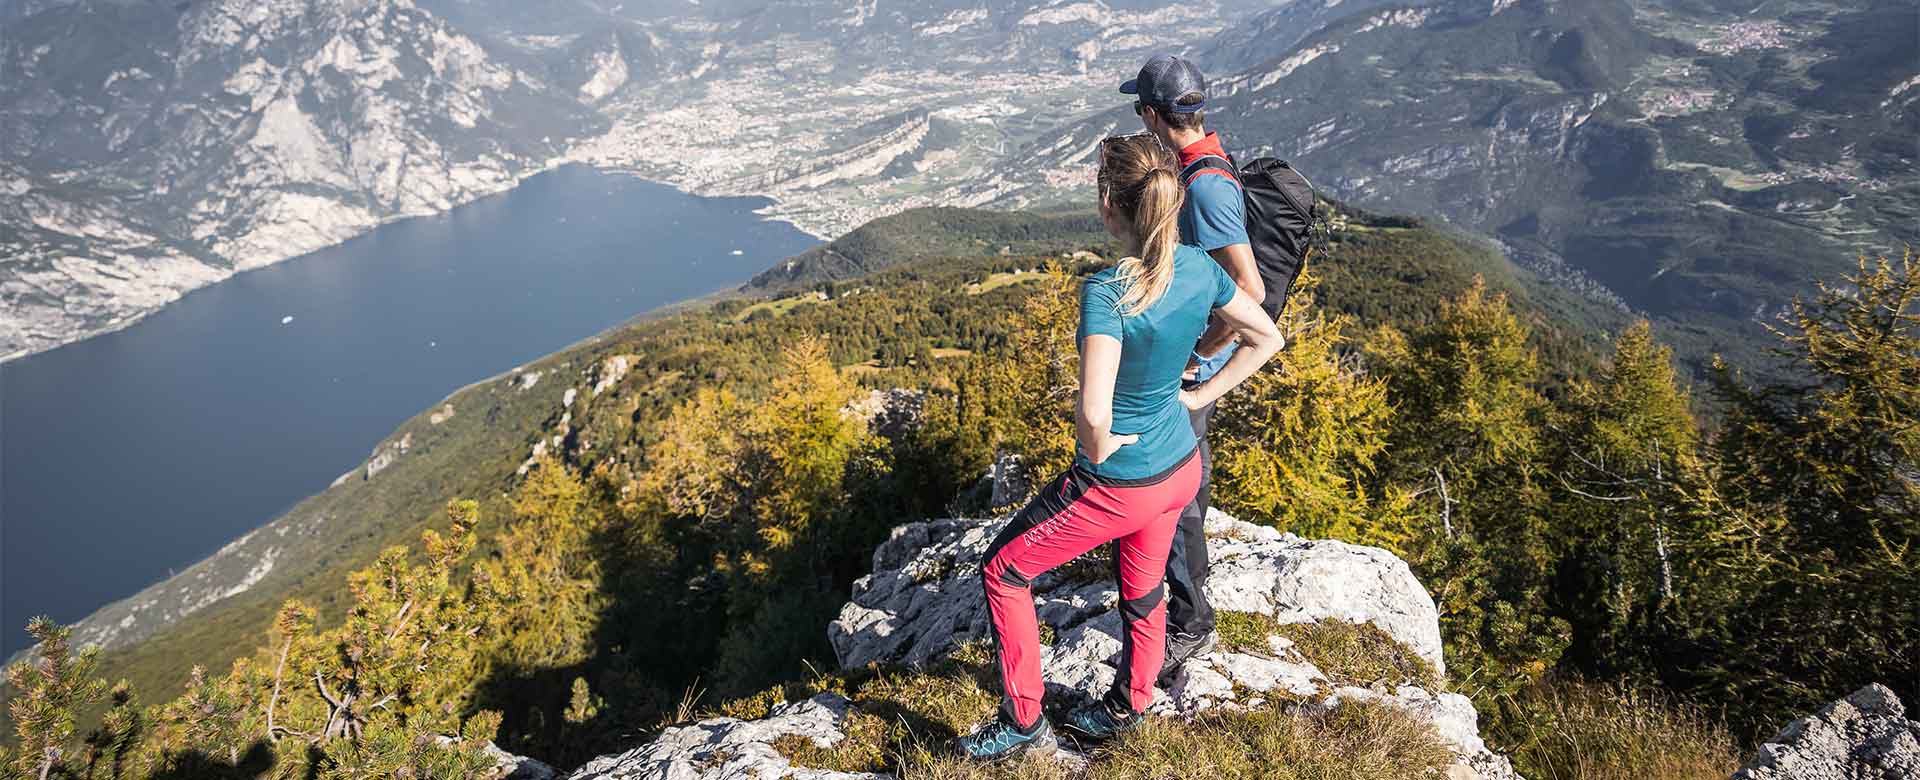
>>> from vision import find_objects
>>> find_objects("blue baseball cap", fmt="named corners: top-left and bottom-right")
top-left (1119, 53), bottom-right (1207, 114)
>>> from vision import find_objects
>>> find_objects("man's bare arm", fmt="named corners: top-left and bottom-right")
top-left (1194, 242), bottom-right (1262, 357)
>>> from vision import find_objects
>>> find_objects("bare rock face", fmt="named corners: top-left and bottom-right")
top-left (480, 741), bottom-right (557, 780)
top-left (563, 694), bottom-right (882, 780)
top-left (842, 388), bottom-right (925, 440)
top-left (828, 509), bottom-right (1444, 676)
top-left (1734, 683), bottom-right (1920, 780)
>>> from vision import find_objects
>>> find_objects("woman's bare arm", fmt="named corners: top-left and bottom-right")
top-left (1181, 290), bottom-right (1284, 410)
top-left (1077, 334), bottom-right (1138, 464)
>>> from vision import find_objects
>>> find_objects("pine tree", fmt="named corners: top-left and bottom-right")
top-left (3, 618), bottom-right (111, 780)
top-left (79, 680), bottom-right (141, 780)
top-left (139, 501), bottom-right (502, 778)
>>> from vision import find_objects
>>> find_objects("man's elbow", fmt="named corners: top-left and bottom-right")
top-left (1241, 275), bottom-right (1266, 304)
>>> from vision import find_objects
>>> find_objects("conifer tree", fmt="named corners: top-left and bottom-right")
top-left (991, 263), bottom-right (1080, 488)
top-left (480, 456), bottom-right (602, 671)
top-left (1212, 271), bottom-right (1415, 550)
top-left (1551, 321), bottom-right (1701, 675)
top-left (79, 680), bottom-right (141, 780)
top-left (139, 501), bottom-right (502, 778)
top-left (3, 618), bottom-right (111, 780)
top-left (1367, 278), bottom-right (1568, 701)
top-left (1682, 251), bottom-right (1920, 722)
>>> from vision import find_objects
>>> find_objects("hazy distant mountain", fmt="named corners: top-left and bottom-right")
top-left (4, 0), bottom-right (1913, 368)
top-left (0, 0), bottom-right (1259, 360)
top-left (995, 0), bottom-right (1918, 369)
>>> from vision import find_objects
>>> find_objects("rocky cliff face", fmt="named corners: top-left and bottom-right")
top-left (0, 0), bottom-right (596, 359)
top-left (1734, 683), bottom-right (1920, 780)
top-left (557, 510), bottom-right (1519, 779)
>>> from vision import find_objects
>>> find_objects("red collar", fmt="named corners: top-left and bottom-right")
top-left (1176, 132), bottom-right (1229, 168)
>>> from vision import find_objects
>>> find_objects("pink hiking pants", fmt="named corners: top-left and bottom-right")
top-left (981, 448), bottom-right (1203, 728)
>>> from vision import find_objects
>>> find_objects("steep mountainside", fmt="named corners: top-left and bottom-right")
top-left (992, 0), bottom-right (1917, 370)
top-left (0, 0), bottom-right (1312, 359)
top-left (0, 0), bottom-right (598, 359)
top-left (11, 0), bottom-right (1901, 364)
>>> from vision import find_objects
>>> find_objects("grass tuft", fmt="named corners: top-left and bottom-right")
top-left (1216, 612), bottom-right (1440, 689)
top-left (1497, 680), bottom-right (1741, 780)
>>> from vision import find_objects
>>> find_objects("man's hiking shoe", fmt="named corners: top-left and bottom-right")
top-left (1157, 629), bottom-right (1219, 685)
top-left (1061, 698), bottom-right (1144, 744)
top-left (956, 713), bottom-right (1056, 762)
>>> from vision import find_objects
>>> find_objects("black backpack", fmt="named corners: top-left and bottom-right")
top-left (1181, 153), bottom-right (1319, 319)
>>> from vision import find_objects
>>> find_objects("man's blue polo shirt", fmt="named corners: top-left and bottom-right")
top-left (1177, 132), bottom-right (1249, 382)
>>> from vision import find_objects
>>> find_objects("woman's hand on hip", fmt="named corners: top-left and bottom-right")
top-left (1089, 431), bottom-right (1139, 464)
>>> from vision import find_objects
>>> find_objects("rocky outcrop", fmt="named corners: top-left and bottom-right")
top-left (829, 509), bottom-right (1445, 676)
top-left (829, 509), bottom-right (1508, 777)
top-left (842, 388), bottom-right (925, 440)
top-left (564, 695), bottom-right (880, 780)
top-left (473, 741), bottom-right (557, 780)
top-left (564, 509), bottom-right (1518, 779)
top-left (1734, 683), bottom-right (1920, 780)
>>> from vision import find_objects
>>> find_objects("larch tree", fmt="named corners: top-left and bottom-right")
top-left (1212, 270), bottom-right (1415, 552)
top-left (1683, 251), bottom-right (1920, 725)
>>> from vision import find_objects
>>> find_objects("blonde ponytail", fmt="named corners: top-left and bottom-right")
top-left (1097, 135), bottom-right (1185, 316)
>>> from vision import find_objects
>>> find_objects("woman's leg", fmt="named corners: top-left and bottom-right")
top-left (1108, 502), bottom-right (1185, 713)
top-left (982, 467), bottom-right (1155, 728)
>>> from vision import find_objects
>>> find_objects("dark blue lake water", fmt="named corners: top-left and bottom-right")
top-left (0, 165), bottom-right (817, 657)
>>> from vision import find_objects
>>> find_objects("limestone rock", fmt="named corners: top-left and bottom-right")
top-left (842, 388), bottom-right (925, 440)
top-left (364, 431), bottom-right (412, 480)
top-left (1734, 683), bottom-right (1920, 780)
top-left (482, 741), bottom-right (558, 780)
top-left (563, 694), bottom-right (881, 780)
top-left (986, 453), bottom-right (1031, 509)
top-left (559, 508), bottom-right (1515, 780)
top-left (824, 508), bottom-right (1507, 778)
top-left (828, 509), bottom-right (1443, 675)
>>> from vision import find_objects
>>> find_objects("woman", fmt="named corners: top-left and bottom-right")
top-left (957, 133), bottom-right (1285, 761)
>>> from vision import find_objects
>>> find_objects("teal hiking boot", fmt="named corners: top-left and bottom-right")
top-left (956, 712), bottom-right (1056, 762)
top-left (1060, 698), bottom-right (1144, 744)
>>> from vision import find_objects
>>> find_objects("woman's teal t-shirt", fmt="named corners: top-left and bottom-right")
top-left (1075, 244), bottom-right (1239, 480)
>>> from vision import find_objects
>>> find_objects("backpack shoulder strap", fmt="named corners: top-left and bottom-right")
top-left (1181, 154), bottom-right (1239, 188)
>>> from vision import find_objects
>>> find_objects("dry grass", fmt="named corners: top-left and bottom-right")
top-left (966, 272), bottom-right (1043, 295)
top-left (1091, 701), bottom-right (1454, 780)
top-left (1216, 612), bottom-right (1441, 689)
top-left (900, 700), bottom-right (1453, 780)
top-left (751, 635), bottom-right (1455, 780)
top-left (1499, 680), bottom-right (1741, 780)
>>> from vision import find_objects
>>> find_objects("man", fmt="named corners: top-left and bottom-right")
top-left (1121, 53), bottom-right (1264, 681)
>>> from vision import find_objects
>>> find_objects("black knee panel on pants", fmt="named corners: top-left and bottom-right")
top-left (1120, 584), bottom-right (1166, 622)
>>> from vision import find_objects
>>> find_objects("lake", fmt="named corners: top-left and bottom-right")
top-left (0, 165), bottom-right (817, 657)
